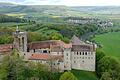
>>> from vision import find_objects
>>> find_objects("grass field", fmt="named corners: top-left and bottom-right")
top-left (6, 13), bottom-right (26, 18)
top-left (71, 70), bottom-right (97, 80)
top-left (54, 70), bottom-right (97, 80)
top-left (92, 32), bottom-right (120, 60)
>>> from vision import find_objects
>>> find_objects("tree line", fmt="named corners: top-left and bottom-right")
top-left (0, 14), bottom-right (36, 25)
top-left (0, 22), bottom-right (98, 44)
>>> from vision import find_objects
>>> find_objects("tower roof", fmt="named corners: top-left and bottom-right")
top-left (71, 35), bottom-right (85, 45)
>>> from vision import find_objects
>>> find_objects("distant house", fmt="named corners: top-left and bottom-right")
top-left (66, 17), bottom-right (98, 24)
top-left (97, 20), bottom-right (113, 28)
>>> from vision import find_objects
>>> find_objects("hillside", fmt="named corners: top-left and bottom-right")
top-left (71, 6), bottom-right (120, 14)
top-left (0, 3), bottom-right (78, 17)
top-left (92, 32), bottom-right (120, 60)
top-left (0, 2), bottom-right (120, 18)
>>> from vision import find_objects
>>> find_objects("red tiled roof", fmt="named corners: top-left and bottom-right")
top-left (29, 53), bottom-right (63, 61)
top-left (28, 40), bottom-right (60, 49)
top-left (63, 43), bottom-right (72, 48)
top-left (28, 40), bottom-right (67, 49)
top-left (29, 54), bottom-right (49, 60)
top-left (0, 44), bottom-right (13, 54)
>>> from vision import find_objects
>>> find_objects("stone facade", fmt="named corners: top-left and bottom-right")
top-left (13, 26), bottom-right (27, 52)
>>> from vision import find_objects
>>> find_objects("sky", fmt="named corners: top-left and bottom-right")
top-left (0, 0), bottom-right (120, 6)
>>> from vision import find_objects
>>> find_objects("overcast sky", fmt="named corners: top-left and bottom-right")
top-left (0, 0), bottom-right (120, 6)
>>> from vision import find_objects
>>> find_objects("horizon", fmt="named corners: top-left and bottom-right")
top-left (0, 0), bottom-right (120, 6)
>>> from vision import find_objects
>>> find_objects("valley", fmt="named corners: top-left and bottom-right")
top-left (0, 2), bottom-right (120, 80)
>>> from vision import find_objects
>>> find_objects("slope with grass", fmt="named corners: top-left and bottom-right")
top-left (92, 32), bottom-right (120, 60)
top-left (71, 70), bottom-right (97, 80)
top-left (53, 70), bottom-right (97, 80)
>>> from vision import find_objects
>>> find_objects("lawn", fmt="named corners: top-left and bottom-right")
top-left (71, 70), bottom-right (97, 80)
top-left (92, 32), bottom-right (120, 60)
top-left (54, 70), bottom-right (97, 80)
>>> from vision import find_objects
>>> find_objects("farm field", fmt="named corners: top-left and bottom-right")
top-left (92, 32), bottom-right (120, 60)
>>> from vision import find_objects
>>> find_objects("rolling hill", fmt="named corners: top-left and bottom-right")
top-left (0, 2), bottom-right (120, 18)
top-left (71, 6), bottom-right (120, 14)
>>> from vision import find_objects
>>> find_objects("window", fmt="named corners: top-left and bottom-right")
top-left (85, 52), bottom-right (87, 55)
top-left (66, 53), bottom-right (68, 56)
top-left (74, 61), bottom-right (76, 63)
top-left (82, 60), bottom-right (84, 63)
top-left (43, 50), bottom-right (47, 53)
top-left (83, 52), bottom-right (84, 55)
top-left (91, 53), bottom-right (93, 55)
top-left (77, 52), bottom-right (78, 55)
top-left (80, 52), bottom-right (81, 55)
top-left (49, 51), bottom-right (50, 53)
top-left (33, 49), bottom-right (35, 53)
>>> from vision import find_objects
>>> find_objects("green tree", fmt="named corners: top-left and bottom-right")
top-left (0, 49), bottom-right (26, 80)
top-left (96, 49), bottom-right (106, 77)
top-left (59, 71), bottom-right (78, 80)
top-left (100, 72), bottom-right (112, 80)
top-left (50, 32), bottom-right (63, 40)
top-left (97, 56), bottom-right (120, 79)
top-left (96, 49), bottom-right (106, 62)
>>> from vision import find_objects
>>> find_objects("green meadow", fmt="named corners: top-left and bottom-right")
top-left (71, 70), bottom-right (97, 80)
top-left (54, 70), bottom-right (97, 80)
top-left (92, 32), bottom-right (120, 60)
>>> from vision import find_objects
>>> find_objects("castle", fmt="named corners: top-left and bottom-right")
top-left (0, 27), bottom-right (96, 72)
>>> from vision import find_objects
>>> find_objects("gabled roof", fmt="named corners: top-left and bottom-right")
top-left (28, 40), bottom-right (72, 50)
top-left (71, 35), bottom-right (85, 45)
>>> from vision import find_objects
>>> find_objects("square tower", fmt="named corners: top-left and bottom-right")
top-left (13, 26), bottom-right (27, 52)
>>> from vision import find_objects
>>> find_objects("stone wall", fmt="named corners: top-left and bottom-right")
top-left (71, 51), bottom-right (95, 71)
